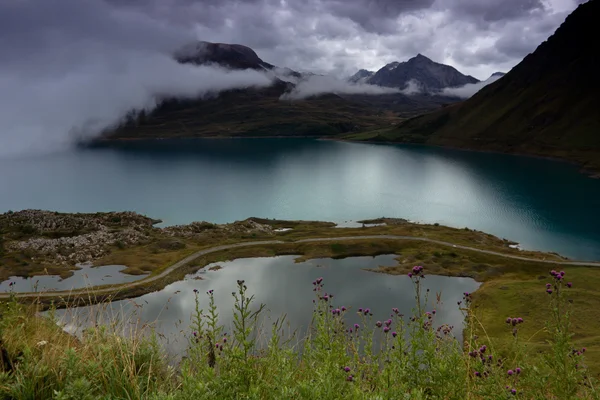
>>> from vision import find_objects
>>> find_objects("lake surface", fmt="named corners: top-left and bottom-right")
top-left (1, 138), bottom-right (599, 260)
top-left (0, 264), bottom-right (146, 293)
top-left (53, 255), bottom-right (479, 356)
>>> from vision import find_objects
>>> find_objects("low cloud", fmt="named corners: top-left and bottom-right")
top-left (280, 75), bottom-right (399, 100)
top-left (0, 0), bottom-right (272, 158)
top-left (440, 74), bottom-right (503, 98)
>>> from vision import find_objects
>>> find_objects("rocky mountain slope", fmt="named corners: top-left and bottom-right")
top-left (354, 0), bottom-right (600, 176)
top-left (348, 69), bottom-right (375, 83)
top-left (366, 54), bottom-right (479, 91)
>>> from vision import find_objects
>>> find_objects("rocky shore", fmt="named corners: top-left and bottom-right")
top-left (0, 210), bottom-right (274, 269)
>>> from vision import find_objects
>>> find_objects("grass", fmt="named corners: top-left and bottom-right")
top-left (1, 266), bottom-right (598, 399)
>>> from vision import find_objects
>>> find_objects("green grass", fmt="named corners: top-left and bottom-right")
top-left (1, 268), bottom-right (597, 399)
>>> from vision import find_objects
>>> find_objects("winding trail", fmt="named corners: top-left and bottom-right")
top-left (3, 235), bottom-right (600, 300)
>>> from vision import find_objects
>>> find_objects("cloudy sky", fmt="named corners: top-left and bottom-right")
top-left (100, 0), bottom-right (584, 79)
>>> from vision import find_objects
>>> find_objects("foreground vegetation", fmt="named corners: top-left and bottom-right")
top-left (1, 266), bottom-right (597, 399)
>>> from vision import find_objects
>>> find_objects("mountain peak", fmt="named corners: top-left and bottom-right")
top-left (413, 53), bottom-right (431, 62)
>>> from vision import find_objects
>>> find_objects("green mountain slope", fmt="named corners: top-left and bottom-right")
top-left (356, 0), bottom-right (600, 176)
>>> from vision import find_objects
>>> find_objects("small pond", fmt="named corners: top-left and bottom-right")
top-left (53, 255), bottom-right (479, 356)
top-left (0, 264), bottom-right (147, 293)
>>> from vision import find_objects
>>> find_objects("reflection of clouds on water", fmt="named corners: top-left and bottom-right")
top-left (52, 255), bottom-right (479, 356)
top-left (0, 264), bottom-right (147, 293)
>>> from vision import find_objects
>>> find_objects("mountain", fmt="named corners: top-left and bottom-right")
top-left (352, 0), bottom-right (600, 177)
top-left (175, 41), bottom-right (274, 71)
top-left (348, 69), bottom-right (375, 83)
top-left (366, 54), bottom-right (479, 92)
top-left (489, 72), bottom-right (506, 79)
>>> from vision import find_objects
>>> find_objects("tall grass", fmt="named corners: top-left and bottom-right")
top-left (0, 266), bottom-right (597, 399)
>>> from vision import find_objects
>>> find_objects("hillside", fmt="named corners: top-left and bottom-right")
top-left (351, 0), bottom-right (600, 177)
top-left (103, 80), bottom-right (399, 140)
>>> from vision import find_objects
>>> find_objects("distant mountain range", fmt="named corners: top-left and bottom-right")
top-left (348, 0), bottom-right (600, 177)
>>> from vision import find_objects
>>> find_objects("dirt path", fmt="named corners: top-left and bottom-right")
top-left (4, 235), bottom-right (600, 300)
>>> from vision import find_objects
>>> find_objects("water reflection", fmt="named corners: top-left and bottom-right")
top-left (0, 264), bottom-right (146, 293)
top-left (53, 255), bottom-right (479, 356)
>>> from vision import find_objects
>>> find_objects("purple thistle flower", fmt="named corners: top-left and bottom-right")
top-left (432, 309), bottom-right (436, 315)
top-left (550, 270), bottom-right (557, 276)
top-left (346, 375), bottom-right (353, 382)
top-left (312, 281), bottom-right (316, 285)
top-left (516, 367), bottom-right (521, 374)
top-left (392, 307), bottom-right (399, 314)
top-left (479, 345), bottom-right (487, 353)
top-left (364, 308), bottom-right (370, 315)
top-left (354, 323), bottom-right (360, 330)
top-left (507, 370), bottom-right (514, 376)
top-left (358, 308), bottom-right (363, 312)
top-left (583, 347), bottom-right (587, 353)
top-left (383, 327), bottom-right (390, 333)
top-left (375, 321), bottom-right (383, 328)
top-left (392, 331), bottom-right (397, 337)
top-left (474, 371), bottom-right (481, 377)
top-left (385, 319), bottom-right (392, 327)
top-left (567, 282), bottom-right (572, 288)
top-left (505, 317), bottom-right (511, 324)
top-left (316, 277), bottom-right (323, 284)
top-left (517, 317), bottom-right (523, 324)
top-left (511, 389), bottom-right (517, 395)
top-left (344, 366), bottom-right (351, 372)
top-left (193, 331), bottom-right (197, 337)
top-left (341, 306), bottom-right (346, 312)
top-left (215, 343), bottom-right (220, 349)
top-left (560, 271), bottom-right (565, 276)
top-left (193, 289), bottom-right (198, 293)
top-left (408, 273), bottom-right (413, 278)
top-left (546, 283), bottom-right (552, 288)
top-left (322, 295), bottom-right (329, 301)
top-left (547, 288), bottom-right (553, 294)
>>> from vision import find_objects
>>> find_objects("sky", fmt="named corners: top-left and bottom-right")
top-left (0, 0), bottom-right (584, 157)
top-left (101, 0), bottom-right (583, 79)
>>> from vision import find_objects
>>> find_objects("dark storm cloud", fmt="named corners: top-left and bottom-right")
top-left (95, 0), bottom-right (580, 78)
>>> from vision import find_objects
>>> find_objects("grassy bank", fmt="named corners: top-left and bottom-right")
top-left (1, 267), bottom-right (597, 399)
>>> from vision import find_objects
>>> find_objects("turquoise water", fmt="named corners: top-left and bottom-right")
top-left (1, 138), bottom-right (599, 260)
top-left (54, 255), bottom-right (479, 355)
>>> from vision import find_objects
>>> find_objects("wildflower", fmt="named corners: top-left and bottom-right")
top-left (344, 366), bottom-right (351, 372)
top-left (432, 309), bottom-right (436, 315)
top-left (383, 327), bottom-right (390, 333)
top-left (316, 277), bottom-right (323, 284)
top-left (560, 271), bottom-right (565, 276)
top-left (517, 317), bottom-right (523, 324)
top-left (346, 375), bottom-right (353, 382)
top-left (511, 389), bottom-right (517, 395)
top-left (507, 370), bottom-right (514, 376)
top-left (567, 282), bottom-right (572, 288)
top-left (216, 343), bottom-right (220, 349)
top-left (546, 283), bottom-right (552, 288)
top-left (193, 331), bottom-right (198, 337)
top-left (375, 321), bottom-right (383, 328)
top-left (408, 273), bottom-right (413, 278)
top-left (193, 289), bottom-right (198, 293)
top-left (506, 317), bottom-right (511, 324)
top-left (479, 345), bottom-right (487, 353)
top-left (550, 270), bottom-right (557, 276)
top-left (385, 319), bottom-right (392, 327)
top-left (341, 306), bottom-right (347, 312)
top-left (354, 323), bottom-right (360, 330)
top-left (358, 308), bottom-right (363, 312)
top-left (474, 371), bottom-right (481, 377)
top-left (392, 307), bottom-right (399, 314)
top-left (547, 288), bottom-right (553, 294)
top-left (516, 367), bottom-right (521, 374)
top-left (322, 295), bottom-right (329, 301)
top-left (364, 308), bottom-right (370, 315)
top-left (392, 331), bottom-right (397, 338)
top-left (312, 280), bottom-right (316, 285)
top-left (583, 347), bottom-right (587, 353)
